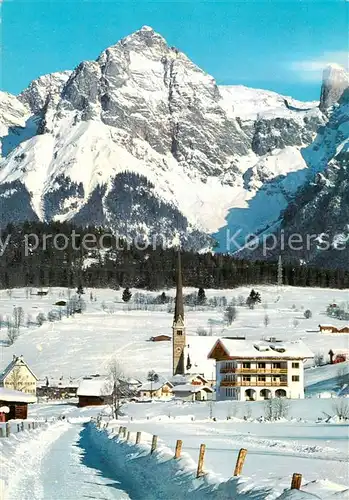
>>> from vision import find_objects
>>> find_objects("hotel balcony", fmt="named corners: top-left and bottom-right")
top-left (220, 380), bottom-right (288, 387)
top-left (220, 368), bottom-right (287, 374)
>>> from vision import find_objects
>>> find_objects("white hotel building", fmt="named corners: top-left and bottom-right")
top-left (208, 338), bottom-right (314, 401)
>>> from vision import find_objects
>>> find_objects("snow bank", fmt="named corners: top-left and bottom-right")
top-left (0, 422), bottom-right (65, 500)
top-left (88, 423), bottom-right (299, 499)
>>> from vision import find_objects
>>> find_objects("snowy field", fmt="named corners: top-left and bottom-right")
top-left (0, 285), bottom-right (348, 391)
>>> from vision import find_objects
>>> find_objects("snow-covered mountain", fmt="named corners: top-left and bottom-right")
top-left (0, 26), bottom-right (347, 251)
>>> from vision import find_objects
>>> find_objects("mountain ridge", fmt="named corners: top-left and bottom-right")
top-left (0, 26), bottom-right (348, 255)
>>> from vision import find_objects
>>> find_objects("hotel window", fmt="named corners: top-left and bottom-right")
top-left (292, 362), bottom-right (299, 369)
top-left (226, 388), bottom-right (233, 397)
top-left (177, 330), bottom-right (183, 336)
top-left (258, 375), bottom-right (266, 382)
top-left (258, 363), bottom-right (265, 369)
top-left (272, 363), bottom-right (281, 369)
top-left (242, 376), bottom-right (251, 382)
top-left (292, 375), bottom-right (300, 382)
top-left (242, 362), bottom-right (251, 369)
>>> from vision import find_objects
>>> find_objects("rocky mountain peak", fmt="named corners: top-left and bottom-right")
top-left (18, 71), bottom-right (72, 114)
top-left (319, 63), bottom-right (349, 111)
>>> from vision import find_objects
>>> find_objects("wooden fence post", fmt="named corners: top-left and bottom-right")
top-left (291, 473), bottom-right (302, 490)
top-left (5, 423), bottom-right (10, 437)
top-left (151, 435), bottom-right (158, 454)
top-left (174, 439), bottom-right (182, 459)
top-left (21, 422), bottom-right (24, 432)
top-left (118, 426), bottom-right (123, 436)
top-left (126, 431), bottom-right (130, 441)
top-left (17, 424), bottom-right (20, 433)
top-left (123, 427), bottom-right (127, 438)
top-left (233, 448), bottom-right (247, 476)
top-left (0, 427), bottom-right (4, 438)
top-left (196, 444), bottom-right (206, 478)
top-left (136, 431), bottom-right (141, 444)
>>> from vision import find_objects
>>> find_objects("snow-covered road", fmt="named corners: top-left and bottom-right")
top-left (6, 421), bottom-right (131, 500)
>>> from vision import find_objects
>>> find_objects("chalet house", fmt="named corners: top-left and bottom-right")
top-left (0, 387), bottom-right (37, 421)
top-left (138, 380), bottom-right (173, 399)
top-left (208, 338), bottom-right (314, 401)
top-left (0, 356), bottom-right (38, 395)
top-left (77, 376), bottom-right (112, 407)
top-left (172, 384), bottom-right (213, 402)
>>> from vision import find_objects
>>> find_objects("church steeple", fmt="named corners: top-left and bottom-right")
top-left (172, 249), bottom-right (186, 375)
top-left (174, 250), bottom-right (184, 323)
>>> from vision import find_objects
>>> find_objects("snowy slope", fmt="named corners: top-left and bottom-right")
top-left (1, 285), bottom-right (349, 388)
top-left (0, 26), bottom-right (336, 250)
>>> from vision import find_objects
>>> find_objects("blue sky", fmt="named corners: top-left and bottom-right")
top-left (1, 0), bottom-right (348, 101)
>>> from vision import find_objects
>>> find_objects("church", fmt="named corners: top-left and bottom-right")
top-left (172, 252), bottom-right (216, 385)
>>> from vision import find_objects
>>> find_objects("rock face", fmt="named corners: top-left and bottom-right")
top-left (319, 64), bottom-right (349, 112)
top-left (18, 71), bottom-right (72, 114)
top-left (241, 88), bottom-right (349, 267)
top-left (0, 26), bottom-right (346, 252)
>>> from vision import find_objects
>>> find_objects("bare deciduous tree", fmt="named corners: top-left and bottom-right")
top-left (13, 307), bottom-right (24, 329)
top-left (6, 366), bottom-right (25, 391)
top-left (7, 322), bottom-right (18, 345)
top-left (104, 358), bottom-right (131, 419)
top-left (197, 327), bottom-right (208, 336)
top-left (332, 399), bottom-right (349, 421)
top-left (224, 305), bottom-right (237, 325)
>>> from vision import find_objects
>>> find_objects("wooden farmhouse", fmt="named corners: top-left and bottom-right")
top-left (319, 325), bottom-right (349, 334)
top-left (0, 387), bottom-right (37, 421)
top-left (0, 355), bottom-right (38, 395)
top-left (138, 380), bottom-right (173, 399)
top-left (77, 376), bottom-right (112, 407)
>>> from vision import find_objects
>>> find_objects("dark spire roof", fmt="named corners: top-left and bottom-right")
top-left (174, 250), bottom-right (184, 322)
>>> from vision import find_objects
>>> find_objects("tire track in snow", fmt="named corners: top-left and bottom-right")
top-left (6, 422), bottom-right (71, 500)
top-left (6, 422), bottom-right (131, 500)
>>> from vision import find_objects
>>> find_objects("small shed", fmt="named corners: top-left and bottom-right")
top-left (0, 388), bottom-right (37, 421)
top-left (149, 335), bottom-right (171, 342)
top-left (77, 377), bottom-right (112, 407)
top-left (172, 384), bottom-right (213, 402)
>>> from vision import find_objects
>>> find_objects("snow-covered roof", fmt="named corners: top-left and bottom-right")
top-left (0, 356), bottom-right (38, 382)
top-left (172, 384), bottom-right (213, 393)
top-left (126, 377), bottom-right (142, 386)
top-left (209, 338), bottom-right (314, 359)
top-left (185, 335), bottom-right (217, 380)
top-left (37, 377), bottom-right (81, 388)
top-left (77, 377), bottom-right (112, 397)
top-left (139, 380), bottom-right (173, 392)
top-left (170, 373), bottom-right (208, 386)
top-left (0, 387), bottom-right (37, 403)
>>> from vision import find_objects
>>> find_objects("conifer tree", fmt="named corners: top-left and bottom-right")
top-left (122, 287), bottom-right (132, 303)
top-left (197, 287), bottom-right (206, 305)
